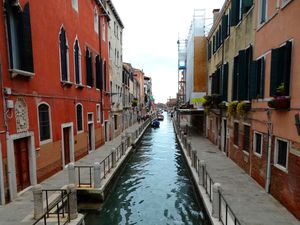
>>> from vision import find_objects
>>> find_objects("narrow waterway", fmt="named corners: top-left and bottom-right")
top-left (84, 113), bottom-right (211, 225)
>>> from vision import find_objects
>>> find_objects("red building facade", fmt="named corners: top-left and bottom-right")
top-left (0, 0), bottom-right (110, 204)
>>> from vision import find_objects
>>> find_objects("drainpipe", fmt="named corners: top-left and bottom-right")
top-left (265, 109), bottom-right (272, 193)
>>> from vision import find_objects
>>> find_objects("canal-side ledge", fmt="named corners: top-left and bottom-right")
top-left (0, 119), bottom-right (151, 225)
top-left (173, 119), bottom-right (300, 225)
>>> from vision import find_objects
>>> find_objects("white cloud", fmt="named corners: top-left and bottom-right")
top-left (112, 0), bottom-right (225, 103)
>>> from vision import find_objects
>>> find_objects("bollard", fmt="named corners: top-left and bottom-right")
top-left (121, 140), bottom-right (125, 155)
top-left (111, 148), bottom-right (116, 168)
top-left (187, 140), bottom-right (191, 156)
top-left (212, 183), bottom-right (221, 218)
top-left (199, 160), bottom-right (205, 186)
top-left (183, 135), bottom-right (187, 147)
top-left (93, 162), bottom-right (101, 188)
top-left (67, 184), bottom-right (78, 220)
top-left (33, 185), bottom-right (43, 219)
top-left (68, 162), bottom-right (76, 185)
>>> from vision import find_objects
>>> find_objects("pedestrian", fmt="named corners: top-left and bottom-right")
top-left (137, 114), bottom-right (141, 124)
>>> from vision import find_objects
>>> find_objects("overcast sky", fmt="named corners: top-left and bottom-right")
top-left (112, 0), bottom-right (225, 103)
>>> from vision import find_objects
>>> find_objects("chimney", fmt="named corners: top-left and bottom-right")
top-left (213, 9), bottom-right (220, 25)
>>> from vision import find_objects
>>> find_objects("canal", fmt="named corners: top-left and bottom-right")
top-left (84, 113), bottom-right (211, 225)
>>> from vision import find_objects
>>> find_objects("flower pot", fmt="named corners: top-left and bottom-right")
top-left (268, 97), bottom-right (290, 109)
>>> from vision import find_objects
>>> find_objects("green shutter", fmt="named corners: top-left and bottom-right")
top-left (238, 50), bottom-right (247, 100)
top-left (20, 3), bottom-right (34, 72)
top-left (232, 56), bottom-right (239, 100)
top-left (283, 41), bottom-right (292, 96)
top-left (259, 58), bottom-right (265, 98)
top-left (249, 61), bottom-right (258, 99)
top-left (270, 48), bottom-right (281, 96)
top-left (231, 0), bottom-right (239, 26)
top-left (242, 0), bottom-right (253, 13)
top-left (222, 63), bottom-right (229, 101)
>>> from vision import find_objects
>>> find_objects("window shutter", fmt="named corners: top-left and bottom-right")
top-left (283, 41), bottom-right (292, 96)
top-left (20, 3), bottom-right (34, 72)
top-left (245, 46), bottom-right (253, 99)
top-left (86, 49), bottom-right (91, 86)
top-left (222, 16), bottom-right (226, 40)
top-left (270, 48), bottom-right (281, 96)
top-left (231, 0), bottom-right (239, 26)
top-left (96, 55), bottom-right (101, 89)
top-left (238, 49), bottom-right (247, 100)
top-left (104, 60), bottom-right (107, 91)
top-left (89, 54), bottom-right (93, 87)
top-left (249, 60), bottom-right (258, 99)
top-left (222, 63), bottom-right (229, 101)
top-left (242, 0), bottom-right (253, 14)
top-left (74, 40), bottom-right (80, 84)
top-left (232, 56), bottom-right (239, 101)
top-left (60, 28), bottom-right (68, 81)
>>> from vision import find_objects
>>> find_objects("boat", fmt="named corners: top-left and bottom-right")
top-left (151, 119), bottom-right (160, 128)
top-left (157, 114), bottom-right (164, 121)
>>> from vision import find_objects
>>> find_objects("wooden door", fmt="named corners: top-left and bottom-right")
top-left (88, 124), bottom-right (92, 151)
top-left (14, 138), bottom-right (30, 192)
top-left (63, 127), bottom-right (70, 165)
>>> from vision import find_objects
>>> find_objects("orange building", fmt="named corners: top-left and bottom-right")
top-left (251, 0), bottom-right (300, 219)
top-left (0, 0), bottom-right (110, 204)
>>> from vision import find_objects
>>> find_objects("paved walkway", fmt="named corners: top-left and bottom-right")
top-left (0, 122), bottom-right (145, 225)
top-left (178, 122), bottom-right (300, 225)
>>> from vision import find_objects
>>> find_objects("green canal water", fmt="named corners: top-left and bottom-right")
top-left (84, 113), bottom-right (211, 225)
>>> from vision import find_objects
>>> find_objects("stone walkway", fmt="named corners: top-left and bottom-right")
top-left (0, 121), bottom-right (146, 225)
top-left (178, 122), bottom-right (300, 225)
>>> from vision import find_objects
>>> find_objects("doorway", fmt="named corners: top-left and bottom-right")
top-left (221, 118), bottom-right (227, 154)
top-left (63, 127), bottom-right (71, 165)
top-left (87, 113), bottom-right (95, 152)
top-left (105, 121), bottom-right (109, 142)
top-left (13, 138), bottom-right (30, 192)
top-left (61, 123), bottom-right (74, 167)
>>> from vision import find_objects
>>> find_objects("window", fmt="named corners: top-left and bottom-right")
top-left (114, 115), bottom-right (118, 130)
top-left (74, 39), bottom-right (82, 84)
top-left (59, 27), bottom-right (69, 82)
top-left (270, 41), bottom-right (292, 97)
top-left (6, 2), bottom-right (34, 73)
top-left (243, 125), bottom-right (250, 152)
top-left (102, 19), bottom-right (106, 41)
top-left (94, 8), bottom-right (99, 34)
top-left (221, 63), bottom-right (229, 102)
top-left (253, 132), bottom-right (263, 156)
top-left (109, 42), bottom-right (112, 59)
top-left (275, 138), bottom-right (289, 170)
top-left (258, 0), bottom-right (267, 24)
top-left (96, 104), bottom-right (100, 123)
top-left (85, 48), bottom-right (93, 87)
top-left (234, 122), bottom-right (239, 146)
top-left (250, 56), bottom-right (265, 99)
top-left (95, 55), bottom-right (102, 90)
top-left (38, 103), bottom-right (51, 142)
top-left (76, 104), bottom-right (83, 132)
top-left (231, 0), bottom-right (253, 26)
top-left (72, 0), bottom-right (78, 12)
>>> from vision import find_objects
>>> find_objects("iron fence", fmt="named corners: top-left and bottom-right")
top-left (32, 189), bottom-right (70, 225)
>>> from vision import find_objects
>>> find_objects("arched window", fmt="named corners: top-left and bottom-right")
top-left (38, 103), bottom-right (51, 142)
top-left (76, 104), bottom-right (83, 132)
top-left (59, 27), bottom-right (69, 81)
top-left (94, 8), bottom-right (99, 33)
top-left (74, 38), bottom-right (82, 84)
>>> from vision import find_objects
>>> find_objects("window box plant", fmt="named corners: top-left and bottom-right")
top-left (227, 101), bottom-right (238, 117)
top-left (268, 83), bottom-right (290, 109)
top-left (237, 101), bottom-right (251, 116)
top-left (218, 101), bottom-right (227, 110)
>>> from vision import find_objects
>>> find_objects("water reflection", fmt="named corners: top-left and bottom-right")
top-left (84, 113), bottom-right (211, 225)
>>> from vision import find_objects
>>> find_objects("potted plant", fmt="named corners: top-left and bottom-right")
top-left (237, 101), bottom-right (251, 116)
top-left (218, 101), bottom-right (227, 110)
top-left (227, 101), bottom-right (238, 117)
top-left (268, 83), bottom-right (291, 109)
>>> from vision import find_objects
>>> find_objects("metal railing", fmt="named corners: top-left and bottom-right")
top-left (33, 189), bottom-right (70, 225)
top-left (203, 167), bottom-right (214, 202)
top-left (75, 165), bottom-right (93, 187)
top-left (219, 191), bottom-right (241, 225)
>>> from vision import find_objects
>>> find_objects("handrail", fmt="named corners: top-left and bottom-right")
top-left (32, 189), bottom-right (70, 225)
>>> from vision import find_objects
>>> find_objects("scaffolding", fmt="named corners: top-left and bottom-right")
top-left (177, 39), bottom-right (187, 105)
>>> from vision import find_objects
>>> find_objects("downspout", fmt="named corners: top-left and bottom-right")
top-left (0, 57), bottom-right (7, 205)
top-left (98, 12), bottom-right (104, 127)
top-left (265, 109), bottom-right (272, 193)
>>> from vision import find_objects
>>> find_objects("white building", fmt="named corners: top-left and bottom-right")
top-left (107, 0), bottom-right (124, 138)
